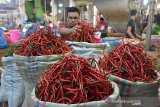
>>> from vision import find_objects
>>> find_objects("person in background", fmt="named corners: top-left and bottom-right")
top-left (96, 12), bottom-right (102, 24)
top-left (140, 16), bottom-right (148, 34)
top-left (12, 18), bottom-right (17, 29)
top-left (43, 10), bottom-right (56, 28)
top-left (59, 7), bottom-right (81, 40)
top-left (5, 21), bottom-right (11, 31)
top-left (126, 9), bottom-right (144, 40)
top-left (32, 13), bottom-right (37, 23)
top-left (17, 24), bottom-right (24, 37)
top-left (96, 17), bottom-right (108, 38)
top-left (25, 19), bottom-right (39, 36)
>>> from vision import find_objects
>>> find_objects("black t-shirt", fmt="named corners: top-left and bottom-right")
top-left (126, 19), bottom-right (136, 38)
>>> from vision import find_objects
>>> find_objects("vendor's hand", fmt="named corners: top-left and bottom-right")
top-left (74, 25), bottom-right (81, 31)
top-left (70, 25), bottom-right (81, 34)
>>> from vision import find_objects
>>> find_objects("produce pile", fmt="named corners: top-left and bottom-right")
top-left (99, 42), bottom-right (158, 82)
top-left (15, 27), bottom-right (70, 56)
top-left (69, 22), bottom-right (96, 43)
top-left (4, 45), bottom-right (20, 57)
top-left (35, 56), bottom-right (113, 104)
top-left (151, 39), bottom-right (160, 48)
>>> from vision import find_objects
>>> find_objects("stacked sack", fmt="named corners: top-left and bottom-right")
top-left (0, 45), bottom-right (25, 107)
top-left (67, 22), bottom-right (110, 61)
top-left (13, 27), bottom-right (71, 107)
top-left (31, 56), bottom-right (120, 107)
top-left (99, 42), bottom-right (160, 107)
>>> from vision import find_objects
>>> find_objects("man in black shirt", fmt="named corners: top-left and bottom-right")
top-left (127, 9), bottom-right (144, 40)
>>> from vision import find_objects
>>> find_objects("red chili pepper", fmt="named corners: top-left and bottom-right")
top-left (100, 42), bottom-right (158, 82)
top-left (15, 27), bottom-right (71, 56)
top-left (69, 22), bottom-right (96, 43)
top-left (35, 56), bottom-right (113, 104)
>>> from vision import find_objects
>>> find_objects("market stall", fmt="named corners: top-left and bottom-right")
top-left (0, 0), bottom-right (160, 107)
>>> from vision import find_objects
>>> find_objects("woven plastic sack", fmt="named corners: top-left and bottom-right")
top-left (13, 52), bottom-right (71, 86)
top-left (21, 82), bottom-right (33, 107)
top-left (31, 82), bottom-right (121, 107)
top-left (0, 57), bottom-right (25, 107)
top-left (13, 52), bottom-right (71, 107)
top-left (67, 41), bottom-right (110, 60)
top-left (107, 73), bottom-right (160, 107)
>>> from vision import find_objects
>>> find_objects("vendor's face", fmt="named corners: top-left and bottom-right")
top-left (67, 12), bottom-right (80, 28)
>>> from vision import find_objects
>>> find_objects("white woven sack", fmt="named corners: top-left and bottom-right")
top-left (13, 53), bottom-right (71, 107)
top-left (13, 52), bottom-right (71, 86)
top-left (67, 41), bottom-right (110, 60)
top-left (0, 57), bottom-right (25, 107)
top-left (21, 82), bottom-right (33, 107)
top-left (0, 68), bottom-right (8, 102)
top-left (31, 82), bottom-right (121, 107)
top-left (108, 73), bottom-right (160, 107)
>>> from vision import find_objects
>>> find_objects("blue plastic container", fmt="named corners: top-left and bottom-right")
top-left (102, 38), bottom-right (121, 46)
top-left (102, 37), bottom-right (122, 51)
top-left (0, 29), bottom-right (8, 49)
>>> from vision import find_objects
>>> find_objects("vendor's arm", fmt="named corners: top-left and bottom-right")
top-left (135, 33), bottom-right (144, 41)
top-left (59, 27), bottom-right (75, 40)
top-left (59, 24), bottom-right (81, 40)
top-left (127, 26), bottom-right (136, 39)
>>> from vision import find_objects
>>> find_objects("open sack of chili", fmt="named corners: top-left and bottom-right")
top-left (69, 22), bottom-right (97, 43)
top-left (15, 27), bottom-right (70, 56)
top-left (31, 56), bottom-right (120, 107)
top-left (67, 22), bottom-right (109, 60)
top-left (99, 42), bottom-right (159, 107)
top-left (13, 27), bottom-right (72, 107)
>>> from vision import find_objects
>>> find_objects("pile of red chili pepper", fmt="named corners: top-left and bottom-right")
top-left (99, 42), bottom-right (158, 82)
top-left (69, 22), bottom-right (96, 43)
top-left (15, 27), bottom-right (70, 56)
top-left (35, 56), bottom-right (113, 104)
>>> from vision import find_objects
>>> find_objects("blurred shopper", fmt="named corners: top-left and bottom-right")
top-left (140, 16), bottom-right (148, 34)
top-left (59, 7), bottom-right (81, 40)
top-left (17, 24), bottom-right (24, 37)
top-left (32, 13), bottom-right (37, 23)
top-left (25, 19), bottom-right (39, 36)
top-left (96, 17), bottom-right (108, 38)
top-left (96, 12), bottom-right (102, 24)
top-left (43, 11), bottom-right (56, 28)
top-left (5, 21), bottom-right (11, 31)
top-left (12, 18), bottom-right (17, 29)
top-left (126, 9), bottom-right (144, 40)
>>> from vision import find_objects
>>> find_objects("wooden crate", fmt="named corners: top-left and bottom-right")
top-left (0, 48), bottom-right (7, 67)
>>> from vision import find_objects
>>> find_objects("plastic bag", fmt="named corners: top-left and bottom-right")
top-left (0, 29), bottom-right (8, 49)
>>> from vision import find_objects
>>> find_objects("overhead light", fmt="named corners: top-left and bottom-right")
top-left (59, 3), bottom-right (63, 7)
top-left (6, 0), bottom-right (11, 2)
top-left (87, 5), bottom-right (89, 9)
top-left (157, 4), bottom-right (160, 9)
top-left (143, 0), bottom-right (149, 6)
top-left (50, 1), bottom-right (52, 6)
top-left (58, 9), bottom-right (62, 13)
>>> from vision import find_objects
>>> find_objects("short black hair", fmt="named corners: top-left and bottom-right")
top-left (27, 19), bottom-right (33, 23)
top-left (67, 7), bottom-right (80, 16)
top-left (130, 9), bottom-right (137, 16)
top-left (100, 17), bottom-right (104, 22)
